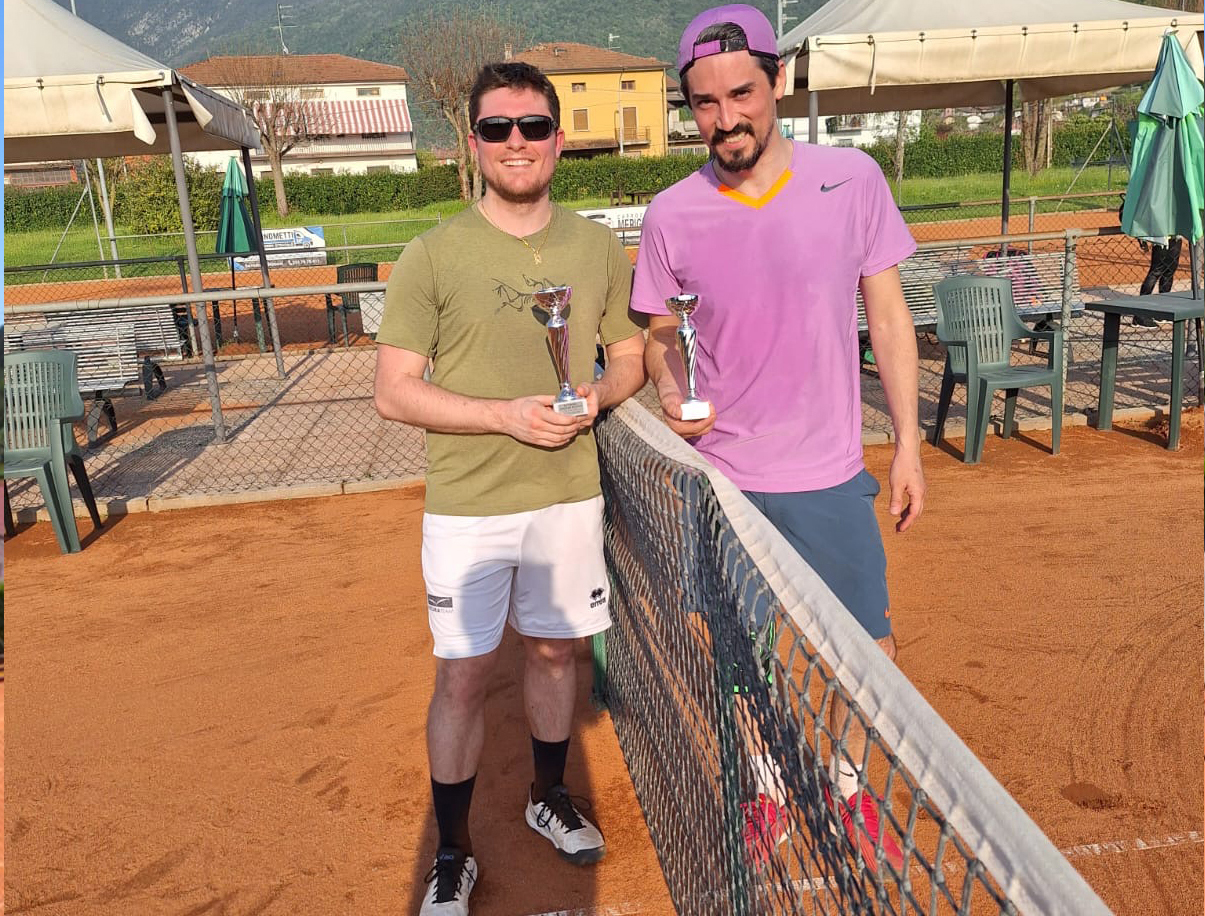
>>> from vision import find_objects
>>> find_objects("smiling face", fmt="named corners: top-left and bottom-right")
top-left (686, 50), bottom-right (785, 176)
top-left (469, 87), bottom-right (565, 205)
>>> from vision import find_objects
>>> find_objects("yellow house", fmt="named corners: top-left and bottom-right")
top-left (514, 43), bottom-right (668, 157)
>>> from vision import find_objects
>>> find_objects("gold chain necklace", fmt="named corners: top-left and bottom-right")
top-left (477, 202), bottom-right (553, 265)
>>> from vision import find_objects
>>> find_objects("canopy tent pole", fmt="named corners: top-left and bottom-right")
top-left (241, 147), bottom-right (286, 378)
top-left (1001, 79), bottom-right (1015, 238)
top-left (95, 158), bottom-right (121, 276)
top-left (164, 85), bottom-right (226, 443)
top-left (78, 160), bottom-right (108, 277)
top-left (1192, 237), bottom-right (1201, 299)
top-left (808, 91), bottom-right (819, 144)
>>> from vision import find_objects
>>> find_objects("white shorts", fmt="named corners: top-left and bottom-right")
top-left (421, 496), bottom-right (612, 659)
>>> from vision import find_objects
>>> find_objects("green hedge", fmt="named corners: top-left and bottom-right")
top-left (265, 166), bottom-right (460, 214)
top-left (549, 154), bottom-right (709, 200)
top-left (862, 119), bottom-right (1126, 179)
top-left (3, 184), bottom-right (89, 231)
top-left (113, 157), bottom-right (224, 234)
top-left (5, 160), bottom-right (463, 234)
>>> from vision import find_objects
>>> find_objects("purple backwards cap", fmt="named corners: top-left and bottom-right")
top-left (677, 4), bottom-right (779, 75)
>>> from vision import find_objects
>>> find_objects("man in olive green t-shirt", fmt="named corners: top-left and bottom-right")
top-left (374, 62), bottom-right (644, 915)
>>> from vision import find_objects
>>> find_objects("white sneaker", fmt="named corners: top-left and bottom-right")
top-left (525, 784), bottom-right (607, 865)
top-left (419, 847), bottom-right (477, 915)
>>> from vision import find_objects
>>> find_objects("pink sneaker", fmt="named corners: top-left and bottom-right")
top-left (831, 788), bottom-right (904, 874)
top-left (741, 793), bottom-right (788, 870)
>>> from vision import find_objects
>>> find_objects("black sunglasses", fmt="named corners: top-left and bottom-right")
top-left (474, 115), bottom-right (557, 143)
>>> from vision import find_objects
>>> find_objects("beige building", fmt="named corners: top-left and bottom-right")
top-left (179, 54), bottom-right (417, 177)
top-left (514, 43), bottom-right (668, 157)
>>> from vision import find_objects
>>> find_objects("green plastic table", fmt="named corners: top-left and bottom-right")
top-left (1085, 292), bottom-right (1204, 450)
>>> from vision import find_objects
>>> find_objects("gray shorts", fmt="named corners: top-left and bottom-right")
top-left (744, 469), bottom-right (892, 640)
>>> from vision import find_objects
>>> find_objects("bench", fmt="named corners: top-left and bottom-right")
top-left (4, 320), bottom-right (146, 444)
top-left (15, 303), bottom-right (182, 390)
top-left (4, 305), bottom-right (182, 444)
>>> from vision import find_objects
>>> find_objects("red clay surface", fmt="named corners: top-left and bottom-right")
top-left (4, 414), bottom-right (1203, 915)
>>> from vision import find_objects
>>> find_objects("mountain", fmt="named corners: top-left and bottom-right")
top-left (56, 0), bottom-right (820, 71)
top-left (54, 0), bottom-right (1195, 71)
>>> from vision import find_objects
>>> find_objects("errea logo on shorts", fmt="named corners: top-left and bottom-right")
top-left (589, 587), bottom-right (607, 609)
top-left (428, 595), bottom-right (453, 613)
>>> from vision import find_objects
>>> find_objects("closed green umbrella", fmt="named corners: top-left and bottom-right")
top-left (1121, 33), bottom-right (1204, 258)
top-left (215, 157), bottom-right (257, 341)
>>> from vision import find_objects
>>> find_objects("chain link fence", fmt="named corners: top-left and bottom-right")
top-left (898, 189), bottom-right (1124, 242)
top-left (5, 248), bottom-right (419, 516)
top-left (4, 221), bottom-right (1201, 519)
top-left (859, 228), bottom-right (1203, 440)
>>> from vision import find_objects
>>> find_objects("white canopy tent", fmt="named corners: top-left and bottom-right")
top-left (3, 0), bottom-right (259, 161)
top-left (4, 0), bottom-right (282, 438)
top-left (777, 0), bottom-right (1205, 233)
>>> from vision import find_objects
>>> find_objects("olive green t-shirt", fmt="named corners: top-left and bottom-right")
top-left (377, 204), bottom-right (642, 516)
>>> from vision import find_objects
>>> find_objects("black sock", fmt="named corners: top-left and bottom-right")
top-left (431, 775), bottom-right (475, 857)
top-left (531, 736), bottom-right (570, 802)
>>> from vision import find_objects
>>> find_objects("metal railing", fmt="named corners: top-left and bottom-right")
top-left (617, 126), bottom-right (652, 145)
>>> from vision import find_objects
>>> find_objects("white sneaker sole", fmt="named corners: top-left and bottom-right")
top-left (524, 806), bottom-right (607, 865)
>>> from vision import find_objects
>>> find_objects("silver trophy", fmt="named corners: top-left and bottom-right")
top-left (666, 294), bottom-right (711, 421)
top-left (534, 285), bottom-right (588, 417)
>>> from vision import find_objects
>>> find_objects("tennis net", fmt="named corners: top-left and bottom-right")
top-left (594, 399), bottom-right (1110, 916)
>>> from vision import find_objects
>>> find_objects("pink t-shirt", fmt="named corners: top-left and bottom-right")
top-left (631, 141), bottom-right (916, 492)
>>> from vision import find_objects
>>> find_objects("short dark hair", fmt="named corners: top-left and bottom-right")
top-left (680, 23), bottom-right (780, 102)
top-left (469, 62), bottom-right (561, 127)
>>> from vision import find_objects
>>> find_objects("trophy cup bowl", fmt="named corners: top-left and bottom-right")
top-left (665, 294), bottom-right (711, 422)
top-left (534, 285), bottom-right (588, 417)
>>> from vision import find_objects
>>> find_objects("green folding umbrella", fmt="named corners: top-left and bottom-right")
top-left (215, 157), bottom-right (257, 340)
top-left (1121, 33), bottom-right (1205, 251)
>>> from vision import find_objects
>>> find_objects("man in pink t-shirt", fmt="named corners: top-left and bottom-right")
top-left (632, 3), bottom-right (926, 879)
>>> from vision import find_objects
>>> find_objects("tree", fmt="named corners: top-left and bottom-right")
top-left (399, 7), bottom-right (525, 201)
top-left (209, 54), bottom-right (332, 217)
top-left (1020, 100), bottom-right (1053, 176)
top-left (892, 110), bottom-right (910, 196)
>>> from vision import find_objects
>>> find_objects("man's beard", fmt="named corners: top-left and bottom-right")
top-left (488, 181), bottom-right (548, 205)
top-left (709, 121), bottom-right (771, 173)
top-left (481, 163), bottom-right (551, 205)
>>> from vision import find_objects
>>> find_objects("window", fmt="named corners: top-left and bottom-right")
top-left (572, 109), bottom-right (589, 131)
top-left (357, 87), bottom-right (380, 97)
top-left (361, 132), bottom-right (387, 140)
top-left (366, 165), bottom-right (391, 174)
top-left (621, 80), bottom-right (635, 91)
top-left (300, 88), bottom-right (324, 99)
top-left (244, 89), bottom-right (269, 101)
top-left (311, 168), bottom-right (335, 176)
top-left (571, 82), bottom-right (586, 93)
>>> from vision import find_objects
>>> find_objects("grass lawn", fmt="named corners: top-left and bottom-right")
top-left (3, 166), bottom-right (1127, 278)
top-left (2, 196), bottom-right (614, 276)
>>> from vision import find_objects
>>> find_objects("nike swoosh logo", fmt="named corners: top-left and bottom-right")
top-left (820, 178), bottom-right (853, 192)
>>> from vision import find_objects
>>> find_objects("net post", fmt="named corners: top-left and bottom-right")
top-left (590, 630), bottom-right (609, 709)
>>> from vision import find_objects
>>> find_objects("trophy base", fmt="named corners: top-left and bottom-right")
top-left (553, 397), bottom-right (589, 417)
top-left (679, 398), bottom-right (711, 421)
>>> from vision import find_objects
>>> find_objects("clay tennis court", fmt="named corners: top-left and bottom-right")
top-left (4, 413), bottom-right (1202, 915)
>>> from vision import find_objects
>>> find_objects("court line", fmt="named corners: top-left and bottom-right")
top-left (1059, 830), bottom-right (1203, 859)
top-left (523, 905), bottom-right (643, 916)
top-left (519, 831), bottom-right (1205, 915)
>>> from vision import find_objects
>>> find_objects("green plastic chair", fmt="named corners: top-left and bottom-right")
top-left (932, 276), bottom-right (1063, 464)
top-left (3, 350), bottom-right (104, 553)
